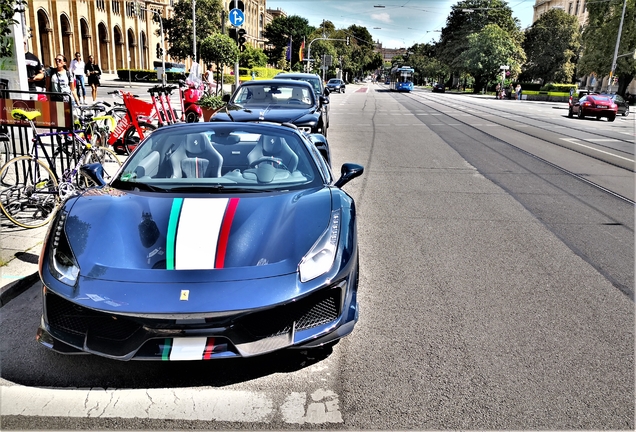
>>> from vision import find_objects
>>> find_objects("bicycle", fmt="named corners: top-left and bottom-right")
top-left (107, 90), bottom-right (157, 156)
top-left (0, 109), bottom-right (122, 229)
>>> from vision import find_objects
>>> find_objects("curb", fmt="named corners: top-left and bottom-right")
top-left (0, 271), bottom-right (39, 307)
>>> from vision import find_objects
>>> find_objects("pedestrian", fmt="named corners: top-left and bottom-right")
top-left (515, 84), bottom-right (522, 101)
top-left (85, 55), bottom-right (101, 102)
top-left (204, 64), bottom-right (216, 93)
top-left (24, 39), bottom-right (45, 100)
top-left (69, 52), bottom-right (87, 104)
top-left (45, 54), bottom-right (79, 104)
top-left (495, 83), bottom-right (501, 99)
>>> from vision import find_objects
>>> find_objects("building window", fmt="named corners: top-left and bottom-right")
top-left (112, 0), bottom-right (121, 15)
top-left (97, 0), bottom-right (105, 10)
top-left (568, 2), bottom-right (573, 13)
top-left (575, 0), bottom-right (580, 14)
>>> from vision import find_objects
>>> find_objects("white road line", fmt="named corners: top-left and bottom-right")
top-left (560, 138), bottom-right (634, 162)
top-left (586, 138), bottom-right (620, 142)
top-left (0, 385), bottom-right (343, 424)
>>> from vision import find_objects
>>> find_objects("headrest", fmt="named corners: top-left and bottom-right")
top-left (292, 87), bottom-right (304, 99)
top-left (252, 87), bottom-right (265, 100)
top-left (185, 133), bottom-right (207, 154)
top-left (261, 135), bottom-right (282, 154)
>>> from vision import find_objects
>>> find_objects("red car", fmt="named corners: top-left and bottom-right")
top-left (568, 94), bottom-right (618, 122)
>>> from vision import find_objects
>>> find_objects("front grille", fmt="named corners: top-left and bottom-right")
top-left (46, 292), bottom-right (141, 341)
top-left (238, 287), bottom-right (341, 338)
top-left (45, 285), bottom-right (342, 349)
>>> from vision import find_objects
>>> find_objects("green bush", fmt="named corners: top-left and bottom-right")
top-left (116, 69), bottom-right (186, 83)
top-left (539, 83), bottom-right (576, 92)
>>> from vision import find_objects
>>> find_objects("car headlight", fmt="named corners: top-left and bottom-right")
top-left (299, 209), bottom-right (340, 282)
top-left (48, 210), bottom-right (80, 286)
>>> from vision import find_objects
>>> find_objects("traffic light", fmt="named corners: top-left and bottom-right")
top-left (346, 36), bottom-right (350, 46)
top-left (228, 27), bottom-right (237, 40)
top-left (237, 28), bottom-right (247, 52)
top-left (156, 43), bottom-right (163, 58)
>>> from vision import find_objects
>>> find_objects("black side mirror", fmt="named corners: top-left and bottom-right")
top-left (324, 88), bottom-right (330, 96)
top-left (320, 95), bottom-right (330, 105)
top-left (80, 163), bottom-right (107, 187)
top-left (334, 163), bottom-right (364, 188)
top-left (222, 94), bottom-right (231, 102)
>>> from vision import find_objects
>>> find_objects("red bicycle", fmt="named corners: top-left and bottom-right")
top-left (107, 90), bottom-right (157, 155)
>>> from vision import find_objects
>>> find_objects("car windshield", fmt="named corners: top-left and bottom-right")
top-left (328, 79), bottom-right (339, 84)
top-left (231, 83), bottom-right (315, 108)
top-left (112, 124), bottom-right (323, 192)
top-left (274, 75), bottom-right (321, 97)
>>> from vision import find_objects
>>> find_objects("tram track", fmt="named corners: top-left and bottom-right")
top-left (412, 90), bottom-right (635, 148)
top-left (404, 91), bottom-right (635, 174)
top-left (394, 90), bottom-right (634, 205)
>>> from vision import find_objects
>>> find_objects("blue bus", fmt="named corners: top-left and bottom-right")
top-left (389, 65), bottom-right (414, 92)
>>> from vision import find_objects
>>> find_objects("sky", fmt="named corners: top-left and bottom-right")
top-left (265, 0), bottom-right (536, 49)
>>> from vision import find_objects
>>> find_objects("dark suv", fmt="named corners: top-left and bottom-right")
top-left (274, 72), bottom-right (330, 129)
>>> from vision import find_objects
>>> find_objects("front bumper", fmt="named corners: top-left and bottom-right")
top-left (37, 277), bottom-right (358, 361)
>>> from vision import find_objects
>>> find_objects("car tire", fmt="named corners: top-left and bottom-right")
top-left (577, 109), bottom-right (584, 119)
top-left (568, 107), bottom-right (573, 118)
top-left (608, 115), bottom-right (616, 122)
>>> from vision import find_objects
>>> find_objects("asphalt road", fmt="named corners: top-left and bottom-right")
top-left (1, 84), bottom-right (633, 430)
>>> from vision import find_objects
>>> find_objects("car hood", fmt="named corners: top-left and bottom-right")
top-left (214, 105), bottom-right (319, 124)
top-left (61, 187), bottom-right (333, 283)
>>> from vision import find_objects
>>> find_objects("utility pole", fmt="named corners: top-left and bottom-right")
top-left (193, 0), bottom-right (196, 63)
top-left (609, 0), bottom-right (627, 90)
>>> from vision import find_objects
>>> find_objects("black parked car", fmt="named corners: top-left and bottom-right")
top-left (213, 79), bottom-right (331, 163)
top-left (432, 83), bottom-right (445, 93)
top-left (326, 78), bottom-right (346, 93)
top-left (274, 73), bottom-right (330, 128)
top-left (609, 94), bottom-right (630, 116)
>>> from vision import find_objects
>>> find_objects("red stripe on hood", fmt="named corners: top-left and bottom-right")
top-left (215, 198), bottom-right (239, 268)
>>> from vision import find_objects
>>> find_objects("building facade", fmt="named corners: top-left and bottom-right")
top-left (532, 0), bottom-right (588, 26)
top-left (22, 0), bottom-right (276, 74)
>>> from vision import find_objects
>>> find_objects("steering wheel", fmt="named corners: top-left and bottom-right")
top-left (288, 98), bottom-right (303, 104)
top-left (249, 156), bottom-right (288, 171)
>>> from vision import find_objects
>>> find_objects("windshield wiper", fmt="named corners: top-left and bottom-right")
top-left (169, 185), bottom-right (228, 192)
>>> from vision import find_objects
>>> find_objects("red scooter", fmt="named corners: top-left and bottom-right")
top-left (180, 62), bottom-right (205, 122)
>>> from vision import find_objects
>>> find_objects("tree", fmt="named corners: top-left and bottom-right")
top-left (521, 8), bottom-right (580, 83)
top-left (199, 33), bottom-right (238, 94)
top-left (239, 45), bottom-right (267, 69)
top-left (457, 23), bottom-right (526, 92)
top-left (163, 0), bottom-right (223, 62)
top-left (0, 1), bottom-right (25, 59)
top-left (579, 0), bottom-right (636, 95)
top-left (262, 15), bottom-right (314, 69)
top-left (437, 0), bottom-right (522, 77)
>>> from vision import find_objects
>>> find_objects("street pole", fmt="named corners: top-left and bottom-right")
top-left (234, 0), bottom-right (239, 89)
top-left (193, 0), bottom-right (196, 64)
top-left (609, 0), bottom-right (627, 89)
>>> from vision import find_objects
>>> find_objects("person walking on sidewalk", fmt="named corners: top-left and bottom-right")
top-left (85, 55), bottom-right (102, 102)
top-left (515, 84), bottom-right (522, 101)
top-left (45, 54), bottom-right (79, 104)
top-left (69, 52), bottom-right (87, 104)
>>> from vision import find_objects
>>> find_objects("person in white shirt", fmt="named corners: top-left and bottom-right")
top-left (69, 52), bottom-right (86, 104)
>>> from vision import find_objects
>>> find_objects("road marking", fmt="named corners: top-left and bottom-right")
top-left (0, 385), bottom-right (343, 424)
top-left (560, 138), bottom-right (634, 162)
top-left (586, 138), bottom-right (620, 142)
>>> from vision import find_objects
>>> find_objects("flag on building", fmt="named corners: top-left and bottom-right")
top-left (286, 37), bottom-right (292, 61)
top-left (299, 39), bottom-right (305, 62)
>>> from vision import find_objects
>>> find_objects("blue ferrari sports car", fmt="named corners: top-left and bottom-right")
top-left (36, 122), bottom-right (364, 361)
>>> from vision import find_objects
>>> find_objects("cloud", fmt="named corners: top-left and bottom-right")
top-left (371, 12), bottom-right (392, 23)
